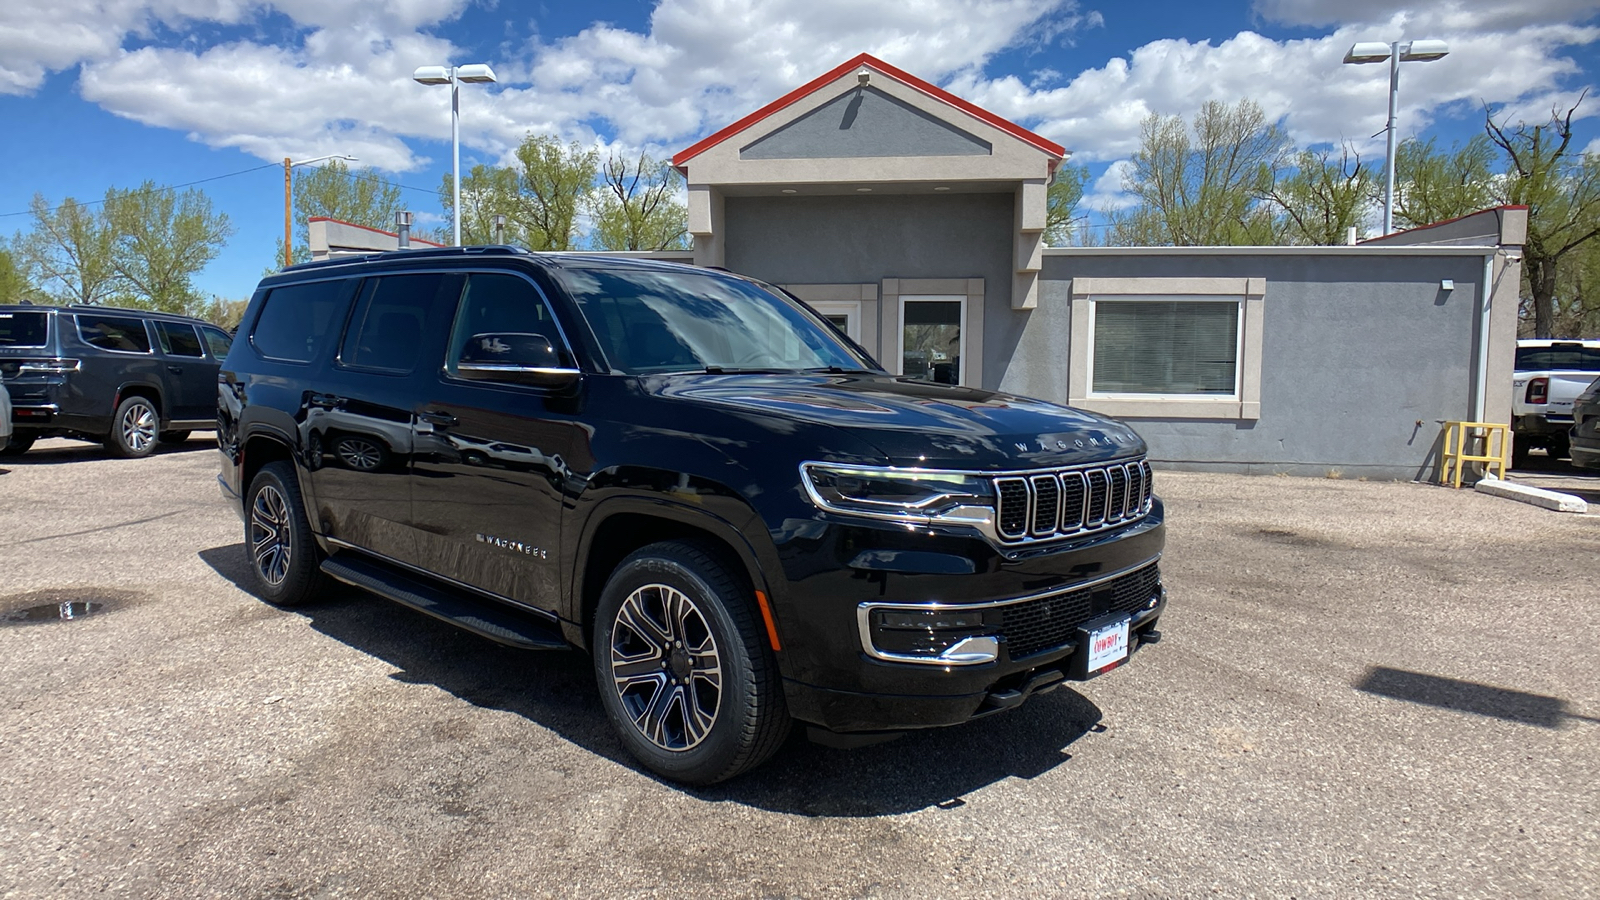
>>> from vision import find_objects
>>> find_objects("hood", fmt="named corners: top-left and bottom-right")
top-left (649, 372), bottom-right (1145, 470)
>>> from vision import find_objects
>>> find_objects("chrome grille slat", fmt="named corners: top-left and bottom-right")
top-left (989, 458), bottom-right (1151, 545)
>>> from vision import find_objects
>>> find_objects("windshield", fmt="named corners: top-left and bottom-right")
top-left (557, 266), bottom-right (873, 375)
top-left (0, 310), bottom-right (49, 348)
top-left (1515, 345), bottom-right (1600, 372)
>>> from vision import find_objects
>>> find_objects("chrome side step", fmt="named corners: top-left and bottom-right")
top-left (320, 552), bottom-right (569, 651)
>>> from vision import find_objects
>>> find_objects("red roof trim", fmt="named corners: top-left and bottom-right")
top-left (672, 53), bottom-right (1066, 168)
top-left (308, 216), bottom-right (446, 247)
top-left (1358, 205), bottom-right (1529, 243)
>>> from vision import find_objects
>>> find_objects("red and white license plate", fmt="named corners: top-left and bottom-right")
top-left (1086, 616), bottom-right (1130, 673)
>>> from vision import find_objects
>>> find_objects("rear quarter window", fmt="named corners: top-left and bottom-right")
top-left (251, 279), bottom-right (353, 363)
top-left (77, 314), bottom-right (153, 353)
top-left (0, 311), bottom-right (49, 347)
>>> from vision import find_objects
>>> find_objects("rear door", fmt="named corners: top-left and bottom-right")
top-left (301, 272), bottom-right (462, 564)
top-left (407, 271), bottom-right (582, 612)
top-left (152, 320), bottom-right (213, 422)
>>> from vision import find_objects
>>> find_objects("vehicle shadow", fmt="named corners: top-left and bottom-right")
top-left (4, 435), bottom-right (215, 465)
top-left (198, 543), bottom-right (1099, 816)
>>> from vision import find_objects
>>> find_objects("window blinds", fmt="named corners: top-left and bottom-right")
top-left (1092, 300), bottom-right (1239, 395)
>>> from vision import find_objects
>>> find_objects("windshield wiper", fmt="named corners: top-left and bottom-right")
top-left (802, 366), bottom-right (876, 374)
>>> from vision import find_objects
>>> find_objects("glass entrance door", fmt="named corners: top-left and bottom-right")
top-left (898, 296), bottom-right (964, 384)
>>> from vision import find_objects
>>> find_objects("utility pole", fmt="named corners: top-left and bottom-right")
top-left (283, 158), bottom-right (293, 269)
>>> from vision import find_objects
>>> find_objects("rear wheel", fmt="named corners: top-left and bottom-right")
top-left (0, 434), bottom-right (35, 456)
top-left (1511, 437), bottom-right (1532, 469)
top-left (593, 541), bottom-right (790, 785)
top-left (244, 460), bottom-right (328, 607)
top-left (1548, 433), bottom-right (1571, 462)
top-left (105, 396), bottom-right (159, 459)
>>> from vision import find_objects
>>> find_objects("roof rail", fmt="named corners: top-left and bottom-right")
top-left (65, 304), bottom-right (203, 320)
top-left (281, 244), bottom-right (531, 272)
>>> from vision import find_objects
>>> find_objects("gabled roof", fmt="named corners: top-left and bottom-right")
top-left (672, 53), bottom-right (1066, 168)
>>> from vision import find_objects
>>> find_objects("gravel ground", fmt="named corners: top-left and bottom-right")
top-left (0, 437), bottom-right (1596, 899)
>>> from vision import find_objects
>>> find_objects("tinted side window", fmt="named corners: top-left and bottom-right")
top-left (201, 327), bottom-right (232, 359)
top-left (155, 321), bottom-right (205, 357)
top-left (78, 314), bottom-right (152, 353)
top-left (252, 280), bottom-right (352, 363)
top-left (0, 311), bottom-right (49, 347)
top-left (340, 273), bottom-right (462, 374)
top-left (446, 273), bottom-right (572, 375)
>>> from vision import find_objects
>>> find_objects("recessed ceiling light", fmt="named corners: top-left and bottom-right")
top-left (934, 186), bottom-right (950, 191)
top-left (781, 189), bottom-right (797, 194)
top-left (856, 187), bottom-right (872, 192)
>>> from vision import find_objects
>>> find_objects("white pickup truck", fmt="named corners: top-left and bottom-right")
top-left (1512, 339), bottom-right (1600, 466)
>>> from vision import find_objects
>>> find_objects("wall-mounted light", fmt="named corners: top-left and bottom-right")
top-left (781, 188), bottom-right (797, 194)
top-left (856, 187), bottom-right (872, 192)
top-left (858, 67), bottom-right (871, 86)
top-left (1440, 279), bottom-right (1455, 292)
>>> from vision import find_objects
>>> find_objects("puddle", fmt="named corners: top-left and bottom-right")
top-left (0, 589), bottom-right (139, 627)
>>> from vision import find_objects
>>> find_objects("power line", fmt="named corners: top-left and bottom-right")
top-left (0, 161), bottom-right (282, 219)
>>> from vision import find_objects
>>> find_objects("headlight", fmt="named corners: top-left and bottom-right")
top-left (801, 463), bottom-right (994, 529)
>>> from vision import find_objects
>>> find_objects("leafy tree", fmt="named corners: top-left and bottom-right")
top-left (192, 296), bottom-right (251, 330)
top-left (1264, 146), bottom-right (1375, 245)
top-left (0, 246), bottom-right (39, 303)
top-left (1487, 97), bottom-right (1600, 338)
top-left (105, 182), bottom-right (233, 313)
top-left (591, 151), bottom-right (689, 251)
top-left (14, 194), bottom-right (118, 305)
top-left (1116, 99), bottom-right (1290, 245)
top-left (277, 160), bottom-right (404, 266)
top-left (1044, 162), bottom-right (1091, 246)
top-left (441, 134), bottom-right (599, 251)
top-left (1391, 135), bottom-right (1497, 230)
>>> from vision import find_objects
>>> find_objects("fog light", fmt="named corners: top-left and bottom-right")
top-left (868, 606), bottom-right (997, 663)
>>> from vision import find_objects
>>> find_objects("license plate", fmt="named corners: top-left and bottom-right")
top-left (1086, 616), bottom-right (1130, 673)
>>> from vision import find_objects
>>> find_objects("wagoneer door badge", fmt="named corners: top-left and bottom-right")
top-left (475, 532), bottom-right (548, 559)
top-left (1019, 433), bottom-right (1132, 454)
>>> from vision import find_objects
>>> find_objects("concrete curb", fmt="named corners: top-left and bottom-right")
top-left (1474, 475), bottom-right (1589, 513)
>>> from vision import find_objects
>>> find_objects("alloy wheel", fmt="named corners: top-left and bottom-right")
top-left (120, 402), bottom-right (157, 453)
top-left (609, 584), bottom-right (723, 751)
top-left (250, 485), bottom-right (293, 586)
top-left (335, 438), bottom-right (382, 471)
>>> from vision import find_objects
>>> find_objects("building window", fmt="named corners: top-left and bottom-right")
top-left (899, 296), bottom-right (964, 384)
top-left (1090, 299), bottom-right (1240, 396)
top-left (1069, 277), bottom-right (1264, 420)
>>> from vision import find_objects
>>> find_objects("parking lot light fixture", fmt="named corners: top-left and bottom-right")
top-left (1343, 39), bottom-right (1450, 235)
top-left (283, 154), bottom-right (357, 268)
top-left (413, 63), bottom-right (498, 246)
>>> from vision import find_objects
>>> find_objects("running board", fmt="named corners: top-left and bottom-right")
top-left (320, 553), bottom-right (569, 651)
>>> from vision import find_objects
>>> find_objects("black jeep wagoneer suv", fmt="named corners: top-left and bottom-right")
top-left (218, 247), bottom-right (1167, 784)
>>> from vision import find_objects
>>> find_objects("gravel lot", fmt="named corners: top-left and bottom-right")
top-left (1, 437), bottom-right (1596, 899)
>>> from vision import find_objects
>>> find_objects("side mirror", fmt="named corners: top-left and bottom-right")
top-left (454, 332), bottom-right (581, 388)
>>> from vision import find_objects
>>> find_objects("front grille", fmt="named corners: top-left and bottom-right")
top-left (993, 458), bottom-right (1153, 544)
top-left (1000, 563), bottom-right (1162, 659)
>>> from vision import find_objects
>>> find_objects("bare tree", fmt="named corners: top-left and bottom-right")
top-left (1391, 135), bottom-right (1497, 229)
top-left (1263, 145), bottom-right (1375, 245)
top-left (591, 152), bottom-right (689, 251)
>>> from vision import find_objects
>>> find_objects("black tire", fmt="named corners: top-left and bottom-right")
top-left (592, 541), bottom-right (790, 785)
top-left (0, 434), bottom-right (35, 456)
top-left (159, 430), bottom-right (192, 444)
top-left (104, 395), bottom-right (160, 459)
top-left (1548, 433), bottom-right (1571, 462)
top-left (1511, 437), bottom-right (1532, 470)
top-left (244, 460), bottom-right (328, 607)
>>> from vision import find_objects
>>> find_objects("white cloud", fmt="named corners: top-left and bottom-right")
top-left (1253, 0), bottom-right (1600, 31)
top-left (1083, 159), bottom-right (1137, 212)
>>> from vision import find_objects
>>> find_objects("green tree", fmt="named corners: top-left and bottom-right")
top-left (591, 151), bottom-right (689, 251)
top-left (15, 194), bottom-right (118, 305)
top-left (1116, 99), bottom-right (1290, 246)
top-left (1044, 162), bottom-right (1091, 246)
top-left (0, 246), bottom-right (39, 303)
top-left (1264, 146), bottom-right (1375, 245)
top-left (441, 134), bottom-right (599, 251)
top-left (1391, 135), bottom-right (1497, 229)
top-left (1487, 97), bottom-right (1600, 338)
top-left (105, 182), bottom-right (233, 313)
top-left (276, 160), bottom-right (404, 266)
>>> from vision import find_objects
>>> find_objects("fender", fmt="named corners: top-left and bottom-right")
top-left (565, 487), bottom-right (783, 647)
top-left (237, 413), bottom-right (320, 527)
top-left (113, 379), bottom-right (166, 421)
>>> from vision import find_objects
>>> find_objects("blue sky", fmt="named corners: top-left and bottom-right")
top-left (0, 0), bottom-right (1596, 299)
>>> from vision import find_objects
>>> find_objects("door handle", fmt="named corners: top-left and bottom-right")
top-left (308, 392), bottom-right (344, 410)
top-left (167, 365), bottom-right (183, 374)
top-left (418, 411), bottom-right (458, 427)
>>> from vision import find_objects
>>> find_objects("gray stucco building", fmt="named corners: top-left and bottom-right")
top-left (665, 54), bottom-right (1526, 480)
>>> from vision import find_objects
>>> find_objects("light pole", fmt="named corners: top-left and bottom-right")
top-left (413, 63), bottom-right (497, 246)
top-left (1343, 39), bottom-right (1449, 235)
top-left (283, 154), bottom-right (357, 268)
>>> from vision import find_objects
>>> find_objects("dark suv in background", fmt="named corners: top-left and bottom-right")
top-left (218, 247), bottom-right (1168, 784)
top-left (0, 305), bottom-right (232, 457)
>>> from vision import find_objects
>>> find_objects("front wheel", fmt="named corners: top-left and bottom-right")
top-left (593, 541), bottom-right (790, 785)
top-left (0, 434), bottom-right (35, 456)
